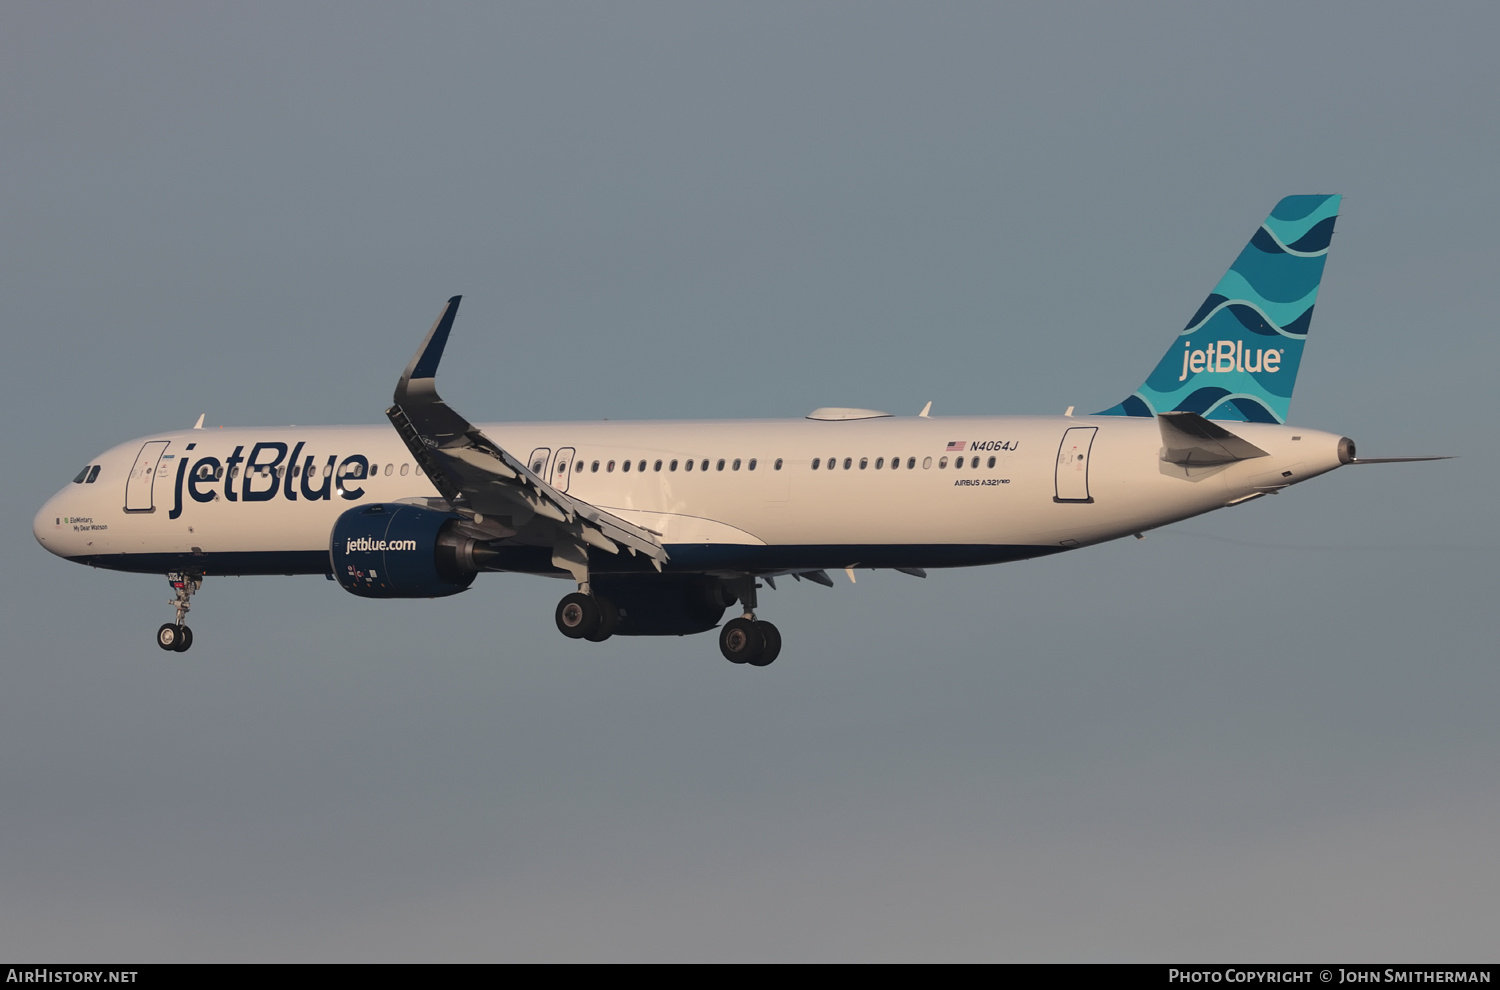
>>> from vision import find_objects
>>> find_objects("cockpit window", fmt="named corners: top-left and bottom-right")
top-left (86, 465), bottom-right (101, 484)
top-left (72, 466), bottom-right (91, 484)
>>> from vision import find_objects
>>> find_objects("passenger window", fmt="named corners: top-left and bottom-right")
top-left (575, 461), bottom-right (583, 472)
top-left (716, 459), bottom-right (725, 471)
top-left (939, 457), bottom-right (948, 468)
top-left (843, 457), bottom-right (852, 470)
top-left (416, 465), bottom-right (423, 476)
top-left (401, 463), bottom-right (410, 476)
top-left (607, 460), bottom-right (616, 472)
top-left (774, 458), bottom-right (783, 470)
top-left (875, 457), bottom-right (884, 469)
top-left (685, 459), bottom-right (693, 472)
top-left (732, 458), bottom-right (741, 471)
top-left (639, 460), bottom-right (647, 472)
top-left (701, 459), bottom-right (709, 471)
top-left (591, 461), bottom-right (600, 473)
top-left (748, 458), bottom-right (757, 471)
top-left (670, 459), bottom-right (678, 471)
top-left (385, 463), bottom-right (393, 476)
top-left (828, 457), bottom-right (836, 470)
top-left (622, 460), bottom-right (631, 472)
top-left (859, 457), bottom-right (868, 470)
top-left (654, 459), bottom-right (663, 471)
top-left (955, 457), bottom-right (963, 470)
top-left (987, 456), bottom-right (996, 468)
top-left (907, 457), bottom-right (916, 469)
top-left (922, 457), bottom-right (932, 469)
top-left (811, 457), bottom-right (821, 469)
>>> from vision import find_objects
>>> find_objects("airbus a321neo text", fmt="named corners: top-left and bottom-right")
top-left (34, 196), bottom-right (1445, 666)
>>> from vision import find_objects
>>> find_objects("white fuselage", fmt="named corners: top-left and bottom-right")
top-left (34, 414), bottom-right (1346, 577)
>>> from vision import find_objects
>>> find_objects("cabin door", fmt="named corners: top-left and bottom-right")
top-left (125, 441), bottom-right (171, 512)
top-left (551, 447), bottom-right (576, 493)
top-left (526, 447), bottom-right (552, 482)
top-left (1054, 427), bottom-right (1097, 503)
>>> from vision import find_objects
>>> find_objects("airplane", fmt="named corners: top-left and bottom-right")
top-left (33, 195), bottom-right (1446, 666)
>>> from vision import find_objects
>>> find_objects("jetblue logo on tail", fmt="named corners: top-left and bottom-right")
top-left (1098, 195), bottom-right (1340, 424)
top-left (1178, 341), bottom-right (1283, 380)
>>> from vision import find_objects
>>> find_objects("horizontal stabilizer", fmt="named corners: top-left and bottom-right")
top-left (1158, 411), bottom-right (1269, 466)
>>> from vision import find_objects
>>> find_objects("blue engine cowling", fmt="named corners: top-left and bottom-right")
top-left (329, 503), bottom-right (487, 598)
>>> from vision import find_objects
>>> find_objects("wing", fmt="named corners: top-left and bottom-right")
top-left (385, 297), bottom-right (668, 569)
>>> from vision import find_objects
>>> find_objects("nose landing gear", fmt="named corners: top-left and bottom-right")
top-left (157, 572), bottom-right (201, 652)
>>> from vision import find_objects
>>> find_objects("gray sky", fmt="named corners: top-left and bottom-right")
top-left (3, 2), bottom-right (1496, 961)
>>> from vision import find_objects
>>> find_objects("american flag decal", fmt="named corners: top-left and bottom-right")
top-left (946, 441), bottom-right (966, 452)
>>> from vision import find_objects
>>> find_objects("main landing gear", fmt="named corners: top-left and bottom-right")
top-left (718, 576), bottom-right (781, 667)
top-left (719, 616), bottom-right (781, 667)
top-left (157, 572), bottom-right (201, 653)
top-left (555, 591), bottom-right (620, 642)
top-left (551, 574), bottom-right (783, 666)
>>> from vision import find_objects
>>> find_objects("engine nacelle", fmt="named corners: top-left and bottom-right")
top-left (329, 503), bottom-right (489, 599)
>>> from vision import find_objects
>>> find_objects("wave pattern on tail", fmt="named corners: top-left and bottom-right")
top-left (1097, 195), bottom-right (1341, 424)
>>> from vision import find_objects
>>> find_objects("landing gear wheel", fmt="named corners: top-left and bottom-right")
top-left (584, 596), bottom-right (620, 642)
top-left (719, 617), bottom-right (765, 664)
top-left (157, 623), bottom-right (184, 652)
top-left (748, 621), bottom-right (780, 666)
top-left (161, 572), bottom-right (203, 653)
top-left (556, 592), bottom-right (601, 640)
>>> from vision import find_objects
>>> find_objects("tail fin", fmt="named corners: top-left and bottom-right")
top-left (1096, 195), bottom-right (1341, 423)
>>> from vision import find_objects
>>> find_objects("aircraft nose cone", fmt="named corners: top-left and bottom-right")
top-left (34, 493), bottom-right (69, 558)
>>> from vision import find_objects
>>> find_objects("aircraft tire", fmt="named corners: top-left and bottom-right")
top-left (556, 593), bottom-right (601, 640)
top-left (748, 621), bottom-right (780, 666)
top-left (174, 625), bottom-right (194, 652)
top-left (719, 617), bottom-right (764, 664)
top-left (157, 623), bottom-right (181, 651)
top-left (585, 596), bottom-right (619, 642)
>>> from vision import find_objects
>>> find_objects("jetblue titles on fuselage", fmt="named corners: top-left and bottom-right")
top-left (169, 441), bottom-right (372, 519)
